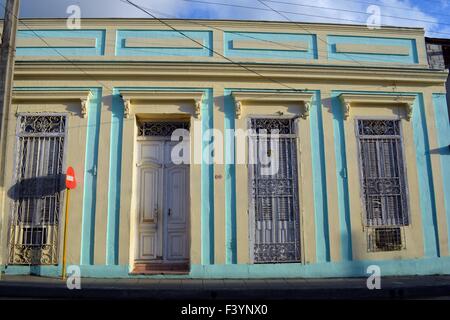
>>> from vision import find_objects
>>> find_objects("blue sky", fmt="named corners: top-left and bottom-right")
top-left (2, 0), bottom-right (450, 38)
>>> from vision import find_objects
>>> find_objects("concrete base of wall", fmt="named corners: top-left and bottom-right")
top-left (2, 256), bottom-right (450, 279)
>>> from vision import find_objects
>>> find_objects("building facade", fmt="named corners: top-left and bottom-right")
top-left (426, 37), bottom-right (450, 119)
top-left (0, 19), bottom-right (449, 278)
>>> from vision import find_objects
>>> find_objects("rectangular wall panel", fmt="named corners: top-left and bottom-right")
top-left (327, 35), bottom-right (418, 64)
top-left (115, 30), bottom-right (213, 57)
top-left (16, 30), bottom-right (106, 56)
top-left (224, 31), bottom-right (317, 60)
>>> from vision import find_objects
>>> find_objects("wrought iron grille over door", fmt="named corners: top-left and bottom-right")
top-left (9, 115), bottom-right (66, 265)
top-left (249, 118), bottom-right (301, 263)
top-left (357, 120), bottom-right (409, 227)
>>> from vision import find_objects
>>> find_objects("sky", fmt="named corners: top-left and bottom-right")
top-left (1, 0), bottom-right (450, 38)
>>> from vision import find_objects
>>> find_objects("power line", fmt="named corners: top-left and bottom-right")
top-left (121, 0), bottom-right (310, 93)
top-left (132, 1), bottom-right (427, 66)
top-left (0, 0), bottom-right (436, 101)
top-left (0, 1), bottom-right (116, 94)
top-left (262, 0), bottom-right (450, 21)
top-left (120, 0), bottom-right (430, 101)
top-left (258, 0), bottom-right (450, 28)
top-left (182, 0), bottom-right (450, 37)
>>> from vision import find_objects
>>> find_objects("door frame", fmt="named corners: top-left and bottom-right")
top-left (131, 134), bottom-right (191, 267)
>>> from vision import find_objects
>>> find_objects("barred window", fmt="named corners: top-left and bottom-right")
top-left (357, 120), bottom-right (409, 227)
top-left (9, 114), bottom-right (66, 265)
top-left (249, 118), bottom-right (301, 263)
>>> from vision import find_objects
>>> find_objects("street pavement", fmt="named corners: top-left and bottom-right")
top-left (1, 275), bottom-right (450, 299)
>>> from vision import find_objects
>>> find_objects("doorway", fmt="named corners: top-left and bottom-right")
top-left (133, 121), bottom-right (190, 273)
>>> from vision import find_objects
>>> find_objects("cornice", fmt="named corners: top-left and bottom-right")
top-left (119, 90), bottom-right (204, 119)
top-left (9, 18), bottom-right (425, 37)
top-left (339, 93), bottom-right (417, 121)
top-left (13, 61), bottom-right (449, 85)
top-left (12, 89), bottom-right (92, 118)
top-left (232, 91), bottom-right (314, 119)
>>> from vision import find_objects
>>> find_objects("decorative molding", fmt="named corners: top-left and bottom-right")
top-left (12, 89), bottom-right (93, 118)
top-left (232, 40), bottom-right (309, 51)
top-left (235, 101), bottom-right (242, 119)
top-left (339, 93), bottom-right (416, 121)
top-left (14, 63), bottom-right (447, 85)
top-left (335, 43), bottom-right (410, 56)
top-left (231, 91), bottom-right (314, 119)
top-left (125, 37), bottom-right (203, 49)
top-left (302, 102), bottom-right (311, 119)
top-left (123, 99), bottom-right (131, 118)
top-left (194, 98), bottom-right (202, 119)
top-left (17, 37), bottom-right (96, 48)
top-left (119, 90), bottom-right (204, 119)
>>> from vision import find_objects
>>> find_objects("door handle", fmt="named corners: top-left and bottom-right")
top-left (154, 207), bottom-right (158, 225)
top-left (168, 208), bottom-right (171, 216)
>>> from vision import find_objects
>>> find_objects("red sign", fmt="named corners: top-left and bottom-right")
top-left (65, 166), bottom-right (77, 189)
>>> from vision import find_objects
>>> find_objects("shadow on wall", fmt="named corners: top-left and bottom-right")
top-left (6, 175), bottom-right (66, 273)
top-left (429, 146), bottom-right (450, 155)
top-left (7, 175), bottom-right (66, 200)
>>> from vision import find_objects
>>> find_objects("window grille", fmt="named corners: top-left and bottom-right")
top-left (367, 227), bottom-right (404, 252)
top-left (9, 114), bottom-right (66, 265)
top-left (357, 120), bottom-right (409, 228)
top-left (249, 118), bottom-right (301, 263)
top-left (138, 121), bottom-right (189, 137)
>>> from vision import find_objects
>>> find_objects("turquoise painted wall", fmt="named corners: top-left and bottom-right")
top-left (115, 30), bottom-right (213, 57)
top-left (106, 91), bottom-right (124, 265)
top-left (4, 256), bottom-right (450, 278)
top-left (224, 31), bottom-right (317, 60)
top-left (330, 93), bottom-right (353, 261)
top-left (80, 88), bottom-right (103, 265)
top-left (201, 88), bottom-right (215, 265)
top-left (432, 94), bottom-right (450, 254)
top-left (327, 35), bottom-right (418, 64)
top-left (310, 91), bottom-right (331, 262)
top-left (16, 30), bottom-right (106, 56)
top-left (224, 90), bottom-right (237, 264)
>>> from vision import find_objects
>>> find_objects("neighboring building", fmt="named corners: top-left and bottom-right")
top-left (0, 19), bottom-right (449, 278)
top-left (426, 37), bottom-right (450, 120)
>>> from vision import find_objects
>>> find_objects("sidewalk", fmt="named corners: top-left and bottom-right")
top-left (1, 275), bottom-right (450, 299)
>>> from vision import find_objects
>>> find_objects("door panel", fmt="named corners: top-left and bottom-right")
top-left (139, 166), bottom-right (161, 223)
top-left (136, 139), bottom-right (189, 263)
top-left (167, 232), bottom-right (187, 260)
top-left (165, 164), bottom-right (189, 260)
top-left (139, 141), bottom-right (163, 164)
top-left (136, 141), bottom-right (164, 261)
top-left (139, 231), bottom-right (157, 259)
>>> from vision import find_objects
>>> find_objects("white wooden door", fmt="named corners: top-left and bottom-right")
top-left (136, 140), bottom-right (189, 262)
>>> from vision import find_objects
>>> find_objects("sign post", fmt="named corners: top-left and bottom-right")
top-left (62, 166), bottom-right (76, 280)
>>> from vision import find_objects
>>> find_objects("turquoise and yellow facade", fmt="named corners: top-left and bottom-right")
top-left (0, 18), bottom-right (449, 278)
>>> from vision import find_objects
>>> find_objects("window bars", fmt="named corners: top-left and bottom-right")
top-left (367, 227), bottom-right (405, 252)
top-left (9, 114), bottom-right (66, 265)
top-left (249, 118), bottom-right (301, 263)
top-left (357, 119), bottom-right (409, 252)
